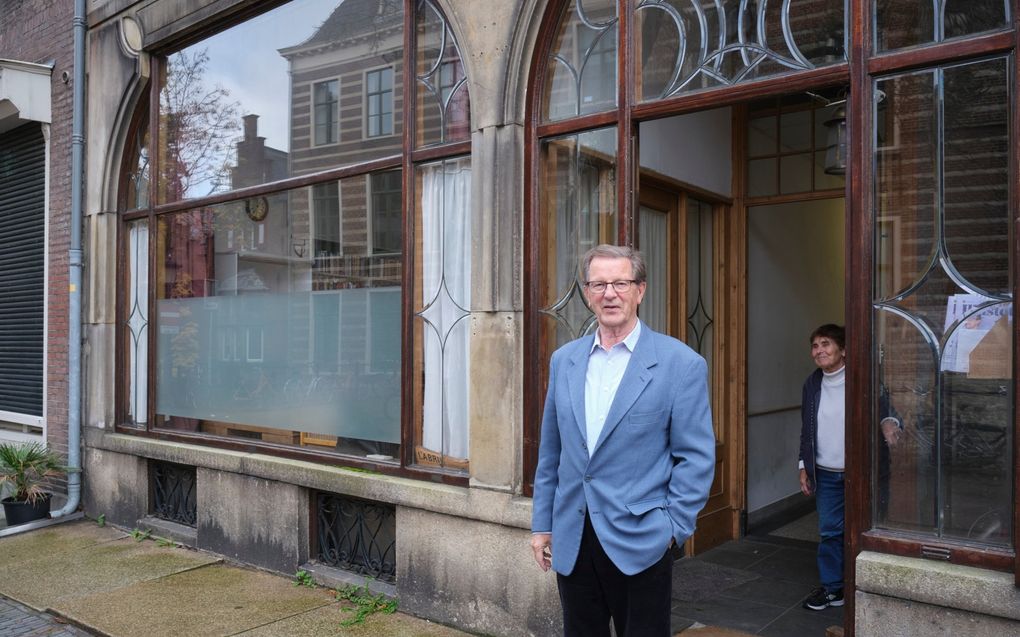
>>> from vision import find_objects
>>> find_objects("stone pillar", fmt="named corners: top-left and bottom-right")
top-left (84, 15), bottom-right (149, 431)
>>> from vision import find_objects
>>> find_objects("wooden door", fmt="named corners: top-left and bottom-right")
top-left (638, 181), bottom-right (745, 555)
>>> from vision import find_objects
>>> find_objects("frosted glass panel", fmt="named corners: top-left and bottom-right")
top-left (156, 290), bottom-right (400, 443)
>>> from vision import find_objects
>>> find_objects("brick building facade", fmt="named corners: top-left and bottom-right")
top-left (0, 0), bottom-right (73, 475)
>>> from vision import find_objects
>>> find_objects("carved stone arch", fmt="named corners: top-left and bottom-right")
top-left (501, 0), bottom-right (547, 126)
top-left (428, 0), bottom-right (547, 130)
top-left (87, 16), bottom-right (150, 214)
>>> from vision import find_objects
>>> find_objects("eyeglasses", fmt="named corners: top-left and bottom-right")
top-left (584, 280), bottom-right (639, 294)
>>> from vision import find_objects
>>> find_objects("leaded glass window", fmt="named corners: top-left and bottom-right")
top-left (873, 56), bottom-right (1013, 547)
top-left (636, 0), bottom-right (846, 101)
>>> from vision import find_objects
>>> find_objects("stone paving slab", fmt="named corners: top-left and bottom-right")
top-left (0, 595), bottom-right (91, 637)
top-left (53, 563), bottom-right (337, 637)
top-left (235, 601), bottom-right (471, 637)
top-left (0, 521), bottom-right (127, 567)
top-left (0, 533), bottom-right (219, 611)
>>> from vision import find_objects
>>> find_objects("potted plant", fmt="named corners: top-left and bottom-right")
top-left (0, 442), bottom-right (70, 525)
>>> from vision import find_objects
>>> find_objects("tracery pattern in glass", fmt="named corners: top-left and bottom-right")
top-left (125, 109), bottom-right (150, 210)
top-left (126, 221), bottom-right (149, 427)
top-left (151, 461), bottom-right (197, 527)
top-left (416, 0), bottom-right (471, 147)
top-left (636, 0), bottom-right (846, 101)
top-left (872, 57), bottom-right (1012, 548)
top-left (875, 0), bottom-right (1010, 53)
top-left (542, 0), bottom-right (619, 122)
top-left (538, 128), bottom-right (618, 349)
top-left (686, 198), bottom-right (714, 365)
top-left (413, 157), bottom-right (472, 471)
top-left (317, 493), bottom-right (396, 583)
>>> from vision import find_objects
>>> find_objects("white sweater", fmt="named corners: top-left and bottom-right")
top-left (815, 366), bottom-right (845, 471)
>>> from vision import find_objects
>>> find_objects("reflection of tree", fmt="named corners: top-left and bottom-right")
top-left (161, 49), bottom-right (241, 198)
top-left (168, 273), bottom-right (200, 377)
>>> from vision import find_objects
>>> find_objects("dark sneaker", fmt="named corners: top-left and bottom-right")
top-left (803, 586), bottom-right (844, 610)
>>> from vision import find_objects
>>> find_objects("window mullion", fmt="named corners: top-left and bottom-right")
top-left (1012, 22), bottom-right (1020, 588)
top-left (400, 0), bottom-right (417, 470)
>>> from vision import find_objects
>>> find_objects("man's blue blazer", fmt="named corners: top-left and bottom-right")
top-left (531, 322), bottom-right (716, 576)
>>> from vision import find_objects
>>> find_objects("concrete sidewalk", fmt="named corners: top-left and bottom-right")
top-left (0, 519), bottom-right (468, 636)
top-left (0, 517), bottom-right (813, 637)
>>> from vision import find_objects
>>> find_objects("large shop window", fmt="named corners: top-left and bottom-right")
top-left (872, 56), bottom-right (1013, 549)
top-left (120, 0), bottom-right (473, 477)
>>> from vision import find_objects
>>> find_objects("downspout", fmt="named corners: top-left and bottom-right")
top-left (54, 0), bottom-right (86, 517)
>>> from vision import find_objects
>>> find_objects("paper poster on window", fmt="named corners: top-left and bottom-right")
top-left (942, 294), bottom-right (1012, 374)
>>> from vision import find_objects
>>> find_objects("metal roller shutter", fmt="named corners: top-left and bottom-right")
top-left (0, 123), bottom-right (45, 417)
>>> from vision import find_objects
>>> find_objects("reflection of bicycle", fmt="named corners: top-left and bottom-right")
top-left (234, 367), bottom-right (271, 402)
top-left (968, 507), bottom-right (1007, 543)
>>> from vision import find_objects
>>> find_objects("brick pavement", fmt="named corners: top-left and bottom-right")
top-left (0, 596), bottom-right (91, 637)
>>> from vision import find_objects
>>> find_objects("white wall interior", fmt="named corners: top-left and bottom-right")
top-left (747, 197), bottom-right (845, 514)
top-left (638, 107), bottom-right (732, 197)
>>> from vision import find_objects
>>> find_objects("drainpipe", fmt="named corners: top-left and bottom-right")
top-left (53, 0), bottom-right (86, 518)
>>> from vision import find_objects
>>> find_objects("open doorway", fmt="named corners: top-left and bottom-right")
top-left (636, 92), bottom-right (849, 635)
top-left (746, 198), bottom-right (844, 538)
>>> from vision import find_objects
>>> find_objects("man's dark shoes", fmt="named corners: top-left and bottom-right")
top-left (803, 586), bottom-right (844, 610)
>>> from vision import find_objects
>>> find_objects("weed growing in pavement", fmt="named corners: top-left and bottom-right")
top-left (96, 514), bottom-right (105, 527)
top-left (155, 536), bottom-right (175, 548)
top-left (129, 528), bottom-right (151, 542)
top-left (293, 569), bottom-right (315, 588)
top-left (334, 582), bottom-right (397, 626)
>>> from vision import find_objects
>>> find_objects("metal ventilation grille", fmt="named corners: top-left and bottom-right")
top-left (316, 492), bottom-right (396, 583)
top-left (151, 461), bottom-right (197, 527)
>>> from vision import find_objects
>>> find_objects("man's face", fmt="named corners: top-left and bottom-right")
top-left (584, 256), bottom-right (646, 332)
top-left (811, 336), bottom-right (845, 373)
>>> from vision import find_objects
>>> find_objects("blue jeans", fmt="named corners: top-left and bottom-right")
top-left (815, 468), bottom-right (844, 593)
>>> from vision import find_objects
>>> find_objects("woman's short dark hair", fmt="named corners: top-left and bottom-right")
top-left (810, 324), bottom-right (845, 349)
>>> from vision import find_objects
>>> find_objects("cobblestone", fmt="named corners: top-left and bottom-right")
top-left (0, 596), bottom-right (91, 636)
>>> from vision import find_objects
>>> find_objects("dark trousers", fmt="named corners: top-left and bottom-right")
top-left (556, 514), bottom-right (673, 637)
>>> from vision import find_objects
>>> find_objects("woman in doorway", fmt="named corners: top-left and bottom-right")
top-left (798, 324), bottom-right (902, 611)
top-left (798, 323), bottom-right (848, 611)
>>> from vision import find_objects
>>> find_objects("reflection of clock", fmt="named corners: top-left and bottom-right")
top-left (245, 197), bottom-right (268, 222)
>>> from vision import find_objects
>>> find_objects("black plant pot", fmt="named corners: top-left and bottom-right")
top-left (2, 493), bottom-right (51, 526)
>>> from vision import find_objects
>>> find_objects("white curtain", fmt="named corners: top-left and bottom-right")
top-left (639, 207), bottom-right (668, 333)
top-left (128, 222), bottom-right (149, 424)
top-left (420, 159), bottom-right (472, 461)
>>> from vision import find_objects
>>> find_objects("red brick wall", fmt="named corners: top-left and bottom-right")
top-left (1, 0), bottom-right (75, 467)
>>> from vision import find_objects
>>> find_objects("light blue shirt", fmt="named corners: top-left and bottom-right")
top-left (585, 321), bottom-right (642, 455)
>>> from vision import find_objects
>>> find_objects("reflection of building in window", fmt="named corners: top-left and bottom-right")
top-left (231, 114), bottom-right (288, 188)
top-left (246, 327), bottom-right (264, 362)
top-left (370, 171), bottom-right (402, 255)
top-left (366, 67), bottom-right (394, 137)
top-left (313, 79), bottom-right (339, 145)
top-left (312, 182), bottom-right (341, 257)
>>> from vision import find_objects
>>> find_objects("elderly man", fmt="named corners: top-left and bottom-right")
top-left (530, 244), bottom-right (716, 636)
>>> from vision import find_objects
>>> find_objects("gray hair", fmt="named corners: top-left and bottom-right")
top-left (581, 244), bottom-right (647, 284)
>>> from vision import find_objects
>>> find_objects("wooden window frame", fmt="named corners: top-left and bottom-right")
top-left (114, 0), bottom-right (473, 487)
top-left (525, 2), bottom-right (1020, 632)
top-left (846, 1), bottom-right (1020, 606)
